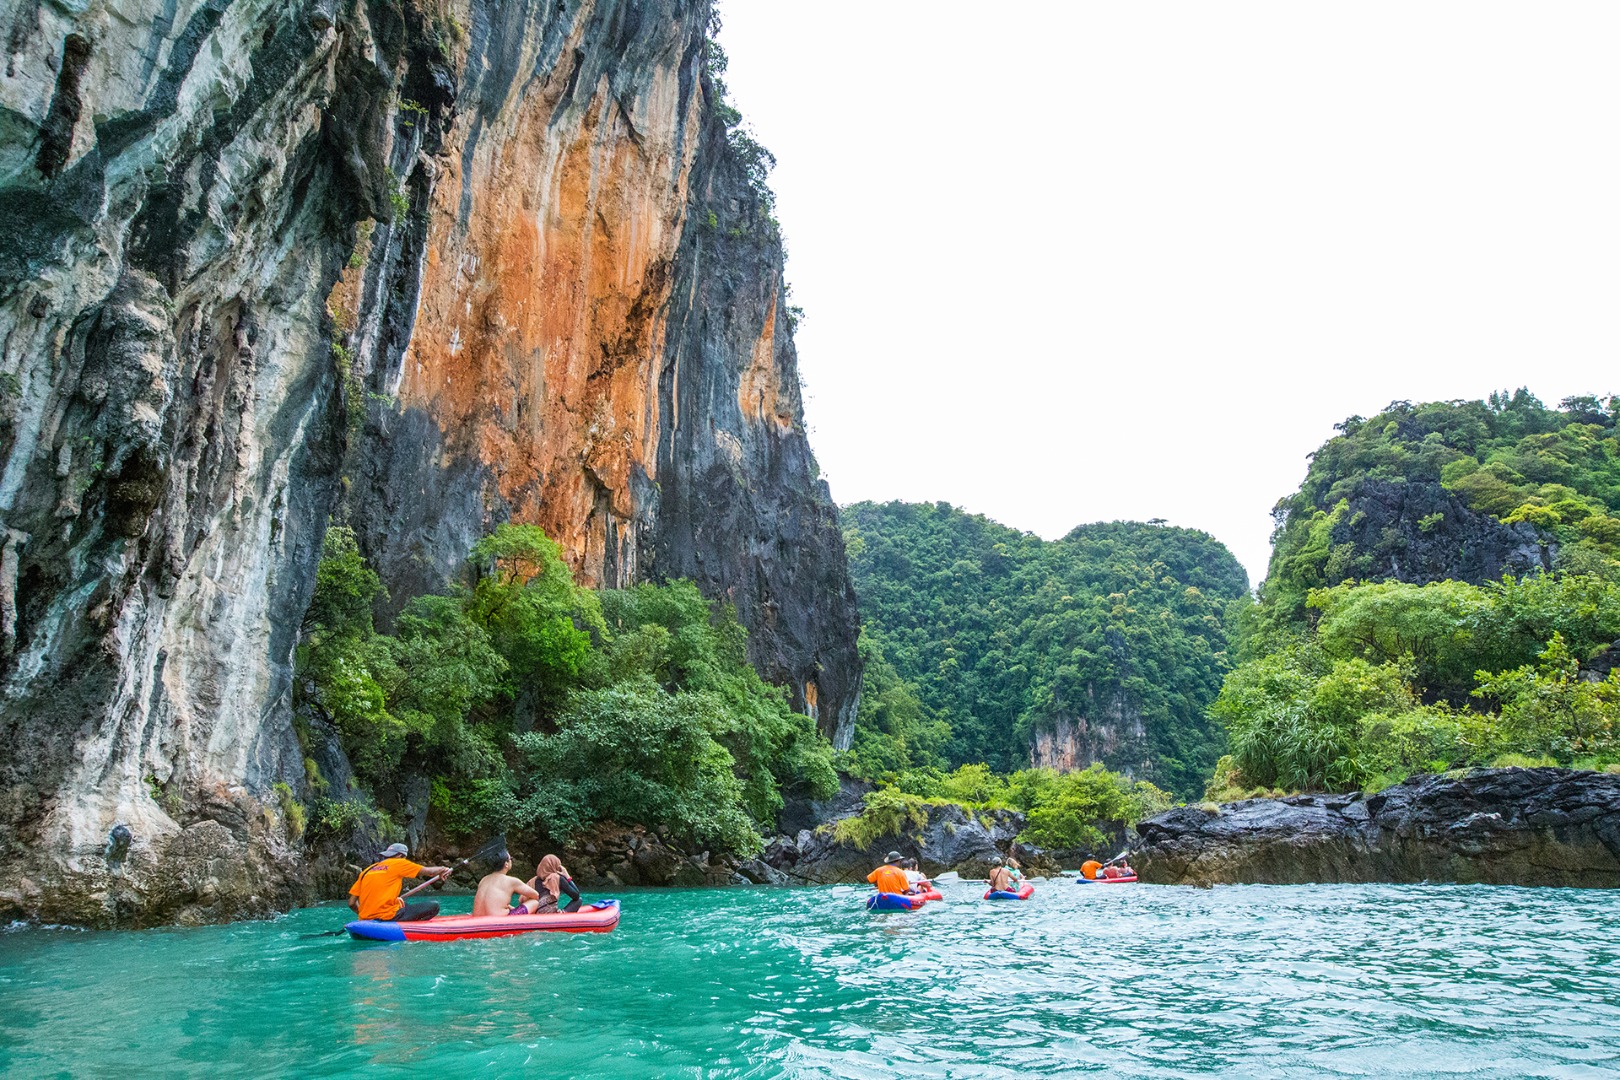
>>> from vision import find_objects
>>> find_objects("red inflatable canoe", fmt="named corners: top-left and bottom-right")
top-left (346, 899), bottom-right (620, 941)
top-left (1078, 874), bottom-right (1138, 884)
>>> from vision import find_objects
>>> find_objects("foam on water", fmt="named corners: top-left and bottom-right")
top-left (1, 881), bottom-right (1616, 1077)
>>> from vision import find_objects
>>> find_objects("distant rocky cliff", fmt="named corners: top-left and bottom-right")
top-left (0, 0), bottom-right (858, 927)
top-left (1133, 768), bottom-right (1620, 888)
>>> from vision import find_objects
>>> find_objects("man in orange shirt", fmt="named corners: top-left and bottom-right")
top-left (348, 843), bottom-right (453, 922)
top-left (866, 851), bottom-right (909, 894)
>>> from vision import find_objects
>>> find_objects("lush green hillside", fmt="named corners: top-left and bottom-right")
top-left (1265, 391), bottom-right (1620, 626)
top-left (1218, 391), bottom-right (1620, 796)
top-left (842, 501), bottom-right (1249, 796)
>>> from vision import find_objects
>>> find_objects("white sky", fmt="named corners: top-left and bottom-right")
top-left (717, 2), bottom-right (1620, 585)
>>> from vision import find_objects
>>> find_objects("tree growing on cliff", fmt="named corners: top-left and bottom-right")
top-left (297, 524), bottom-right (837, 857)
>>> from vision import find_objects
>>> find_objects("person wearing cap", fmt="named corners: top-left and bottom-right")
top-left (347, 843), bottom-right (453, 922)
top-left (866, 851), bottom-right (909, 895)
top-left (987, 856), bottom-right (1014, 894)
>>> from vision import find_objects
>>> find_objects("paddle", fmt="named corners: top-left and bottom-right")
top-left (299, 835), bottom-right (508, 938)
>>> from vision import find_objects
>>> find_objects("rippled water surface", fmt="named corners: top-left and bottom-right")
top-left (2, 880), bottom-right (1617, 1077)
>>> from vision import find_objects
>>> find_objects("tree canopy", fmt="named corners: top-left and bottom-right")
top-left (298, 524), bottom-right (836, 856)
top-left (843, 501), bottom-right (1249, 796)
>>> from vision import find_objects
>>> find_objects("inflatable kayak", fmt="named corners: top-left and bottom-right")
top-left (917, 887), bottom-right (944, 902)
top-left (346, 899), bottom-right (620, 941)
top-left (868, 892), bottom-right (927, 912)
top-left (984, 883), bottom-right (1035, 901)
top-left (1078, 873), bottom-right (1138, 884)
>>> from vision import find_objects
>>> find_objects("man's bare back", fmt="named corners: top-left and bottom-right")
top-left (473, 864), bottom-right (539, 917)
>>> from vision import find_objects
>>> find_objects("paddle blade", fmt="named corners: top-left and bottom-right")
top-left (468, 834), bottom-right (510, 865)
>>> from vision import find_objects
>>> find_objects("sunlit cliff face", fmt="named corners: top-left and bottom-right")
top-left (403, 48), bottom-right (698, 585)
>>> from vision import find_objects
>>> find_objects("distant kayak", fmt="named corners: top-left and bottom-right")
top-left (1078, 873), bottom-right (1138, 884)
top-left (985, 883), bottom-right (1035, 901)
top-left (346, 899), bottom-right (621, 941)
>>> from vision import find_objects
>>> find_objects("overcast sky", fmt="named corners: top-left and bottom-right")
top-left (716, 2), bottom-right (1620, 585)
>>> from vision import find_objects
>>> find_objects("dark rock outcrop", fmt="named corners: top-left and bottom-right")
top-left (776, 774), bottom-right (871, 837)
top-left (1327, 478), bottom-right (1553, 586)
top-left (0, 0), bottom-right (859, 927)
top-left (560, 823), bottom-right (746, 888)
top-left (1133, 768), bottom-right (1620, 888)
top-left (762, 802), bottom-right (1031, 884)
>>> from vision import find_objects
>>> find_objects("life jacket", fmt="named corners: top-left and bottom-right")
top-left (1081, 860), bottom-right (1102, 880)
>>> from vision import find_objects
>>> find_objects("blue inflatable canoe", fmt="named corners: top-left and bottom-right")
top-left (867, 892), bottom-right (927, 912)
top-left (984, 883), bottom-right (1035, 900)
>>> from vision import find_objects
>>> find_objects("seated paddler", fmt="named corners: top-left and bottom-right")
top-left (528, 854), bottom-right (583, 914)
top-left (473, 851), bottom-right (542, 917)
top-left (902, 857), bottom-right (929, 894)
top-left (348, 843), bottom-right (452, 922)
top-left (987, 856), bottom-right (1014, 894)
top-left (867, 851), bottom-right (909, 894)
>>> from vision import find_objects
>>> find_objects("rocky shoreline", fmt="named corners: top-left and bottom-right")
top-left (1132, 767), bottom-right (1620, 888)
top-left (11, 766), bottom-right (1616, 927)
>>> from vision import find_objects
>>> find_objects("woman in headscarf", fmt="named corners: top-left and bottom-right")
top-left (527, 854), bottom-right (584, 914)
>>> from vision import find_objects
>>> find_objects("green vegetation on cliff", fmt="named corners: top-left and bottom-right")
top-left (298, 525), bottom-right (836, 856)
top-left (834, 763), bottom-right (1172, 854)
top-left (1265, 391), bottom-right (1620, 626)
top-left (1215, 573), bottom-right (1620, 795)
top-left (1219, 391), bottom-right (1620, 797)
top-left (842, 501), bottom-right (1248, 796)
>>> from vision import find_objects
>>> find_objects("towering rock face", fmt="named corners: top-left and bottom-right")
top-left (0, 0), bottom-right (857, 926)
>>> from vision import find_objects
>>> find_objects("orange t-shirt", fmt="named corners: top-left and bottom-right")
top-left (867, 865), bottom-right (909, 894)
top-left (349, 857), bottom-right (425, 920)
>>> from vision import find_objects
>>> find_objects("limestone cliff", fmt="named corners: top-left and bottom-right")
top-left (0, 0), bottom-right (858, 926)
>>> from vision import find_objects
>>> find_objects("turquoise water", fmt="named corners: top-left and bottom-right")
top-left (1, 880), bottom-right (1617, 1078)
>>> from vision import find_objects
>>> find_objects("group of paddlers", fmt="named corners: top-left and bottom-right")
top-left (1079, 857), bottom-right (1134, 880)
top-left (866, 848), bottom-right (1136, 894)
top-left (865, 850), bottom-right (935, 895)
top-left (865, 849), bottom-right (1031, 895)
top-left (346, 843), bottom-right (585, 923)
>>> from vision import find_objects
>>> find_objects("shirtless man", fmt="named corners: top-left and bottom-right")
top-left (472, 852), bottom-right (542, 916)
top-left (987, 856), bottom-right (1014, 894)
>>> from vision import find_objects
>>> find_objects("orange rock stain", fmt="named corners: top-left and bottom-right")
top-left (402, 38), bottom-right (701, 585)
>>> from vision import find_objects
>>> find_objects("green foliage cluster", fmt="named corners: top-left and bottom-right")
top-left (385, 168), bottom-right (410, 220)
top-left (839, 631), bottom-right (951, 782)
top-left (1214, 572), bottom-right (1620, 794)
top-left (1266, 391), bottom-right (1620, 622)
top-left (836, 763), bottom-right (1173, 853)
top-left (298, 524), bottom-right (836, 856)
top-left (843, 501), bottom-right (1249, 796)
